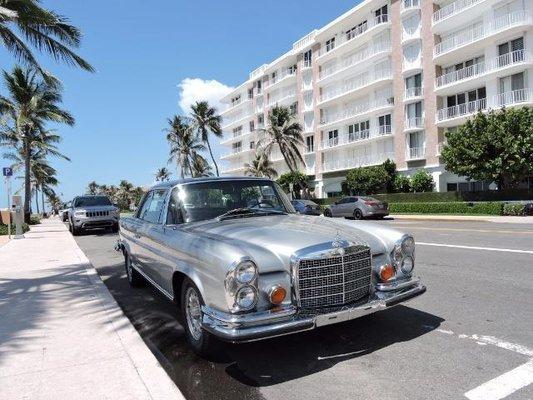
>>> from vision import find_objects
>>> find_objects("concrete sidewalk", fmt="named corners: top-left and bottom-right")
top-left (0, 218), bottom-right (184, 400)
top-left (391, 214), bottom-right (533, 223)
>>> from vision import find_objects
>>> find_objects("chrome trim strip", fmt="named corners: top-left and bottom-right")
top-left (131, 263), bottom-right (174, 300)
top-left (376, 277), bottom-right (420, 292)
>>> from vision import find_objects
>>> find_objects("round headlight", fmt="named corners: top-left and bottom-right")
top-left (401, 256), bottom-right (414, 274)
top-left (235, 261), bottom-right (257, 284)
top-left (402, 236), bottom-right (415, 255)
top-left (235, 286), bottom-right (257, 310)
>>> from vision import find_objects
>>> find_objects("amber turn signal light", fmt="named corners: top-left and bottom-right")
top-left (269, 286), bottom-right (287, 305)
top-left (380, 264), bottom-right (395, 282)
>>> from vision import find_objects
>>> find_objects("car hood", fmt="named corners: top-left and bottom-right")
top-left (184, 214), bottom-right (404, 272)
top-left (75, 205), bottom-right (117, 212)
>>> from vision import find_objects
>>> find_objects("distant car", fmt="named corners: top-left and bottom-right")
top-left (290, 199), bottom-right (321, 215)
top-left (324, 196), bottom-right (389, 219)
top-left (68, 195), bottom-right (119, 235)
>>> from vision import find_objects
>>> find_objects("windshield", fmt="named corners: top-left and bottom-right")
top-left (74, 196), bottom-right (112, 207)
top-left (171, 179), bottom-right (294, 223)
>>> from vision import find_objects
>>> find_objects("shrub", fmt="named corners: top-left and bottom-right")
top-left (411, 170), bottom-right (434, 192)
top-left (0, 223), bottom-right (30, 235)
top-left (502, 203), bottom-right (525, 216)
top-left (393, 175), bottom-right (411, 193)
top-left (346, 165), bottom-right (389, 194)
top-left (277, 171), bottom-right (308, 195)
top-left (29, 215), bottom-right (41, 225)
top-left (389, 202), bottom-right (503, 215)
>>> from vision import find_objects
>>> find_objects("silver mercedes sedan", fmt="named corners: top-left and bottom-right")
top-left (117, 177), bottom-right (425, 357)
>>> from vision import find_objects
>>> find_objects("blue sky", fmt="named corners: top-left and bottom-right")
top-left (0, 0), bottom-right (360, 208)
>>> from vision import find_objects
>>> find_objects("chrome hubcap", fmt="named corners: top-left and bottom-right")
top-left (185, 287), bottom-right (202, 341)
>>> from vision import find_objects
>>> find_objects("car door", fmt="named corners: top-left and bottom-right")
top-left (346, 197), bottom-right (359, 217)
top-left (136, 189), bottom-right (168, 285)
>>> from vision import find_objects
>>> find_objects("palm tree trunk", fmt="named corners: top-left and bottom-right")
top-left (42, 188), bottom-right (46, 215)
top-left (205, 138), bottom-right (219, 177)
top-left (35, 187), bottom-right (40, 214)
top-left (23, 137), bottom-right (32, 223)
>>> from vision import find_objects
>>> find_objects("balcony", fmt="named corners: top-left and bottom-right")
top-left (402, 25), bottom-right (421, 44)
top-left (320, 127), bottom-right (393, 151)
top-left (265, 69), bottom-right (297, 92)
top-left (317, 15), bottom-right (390, 62)
top-left (401, 0), bottom-right (421, 15)
top-left (222, 110), bottom-right (253, 129)
top-left (402, 57), bottom-right (422, 74)
top-left (320, 96), bottom-right (394, 128)
top-left (404, 87), bottom-right (423, 101)
top-left (221, 97), bottom-right (252, 116)
top-left (318, 41), bottom-right (391, 83)
top-left (495, 88), bottom-right (533, 107)
top-left (434, 11), bottom-right (532, 62)
top-left (220, 129), bottom-right (256, 145)
top-left (436, 98), bottom-right (487, 125)
top-left (406, 146), bottom-right (426, 161)
top-left (268, 89), bottom-right (297, 107)
top-left (404, 116), bottom-right (424, 131)
top-left (221, 146), bottom-right (250, 159)
top-left (318, 68), bottom-right (392, 106)
top-left (323, 152), bottom-right (394, 173)
top-left (433, 0), bottom-right (485, 30)
top-left (435, 50), bottom-right (532, 94)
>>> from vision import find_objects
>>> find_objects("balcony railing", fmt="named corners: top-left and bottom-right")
top-left (323, 152), bottom-right (394, 172)
top-left (401, 0), bottom-right (421, 13)
top-left (222, 110), bottom-right (253, 128)
top-left (268, 89), bottom-right (297, 107)
top-left (403, 57), bottom-right (422, 72)
top-left (436, 98), bottom-right (487, 122)
top-left (433, 0), bottom-right (482, 24)
top-left (320, 96), bottom-right (394, 126)
top-left (319, 41), bottom-right (391, 80)
top-left (406, 146), bottom-right (426, 160)
top-left (434, 11), bottom-right (531, 57)
top-left (405, 117), bottom-right (424, 130)
top-left (318, 15), bottom-right (389, 57)
top-left (436, 50), bottom-right (531, 88)
top-left (319, 67), bottom-right (392, 103)
top-left (496, 88), bottom-right (533, 107)
top-left (405, 87), bottom-right (423, 100)
top-left (320, 127), bottom-right (392, 150)
top-left (402, 25), bottom-right (421, 42)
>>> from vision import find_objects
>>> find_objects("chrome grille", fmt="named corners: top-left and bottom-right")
top-left (297, 246), bottom-right (371, 309)
top-left (86, 211), bottom-right (110, 217)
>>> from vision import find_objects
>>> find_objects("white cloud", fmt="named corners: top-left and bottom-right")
top-left (177, 78), bottom-right (234, 115)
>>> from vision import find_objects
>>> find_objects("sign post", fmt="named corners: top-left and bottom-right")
top-left (3, 167), bottom-right (13, 239)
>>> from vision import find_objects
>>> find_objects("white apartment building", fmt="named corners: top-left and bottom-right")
top-left (219, 0), bottom-right (533, 197)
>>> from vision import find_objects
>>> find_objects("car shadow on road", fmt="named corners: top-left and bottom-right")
top-left (224, 305), bottom-right (443, 386)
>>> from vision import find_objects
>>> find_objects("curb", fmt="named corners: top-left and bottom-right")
top-left (66, 232), bottom-right (185, 400)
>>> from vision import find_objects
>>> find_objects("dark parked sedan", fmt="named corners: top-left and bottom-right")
top-left (291, 199), bottom-right (322, 215)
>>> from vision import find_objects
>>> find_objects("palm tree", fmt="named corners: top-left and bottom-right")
top-left (115, 180), bottom-right (134, 210)
top-left (245, 152), bottom-right (278, 179)
top-left (190, 154), bottom-right (213, 178)
top-left (0, 66), bottom-right (74, 222)
top-left (0, 0), bottom-right (94, 75)
top-left (259, 105), bottom-right (305, 173)
top-left (155, 167), bottom-right (171, 182)
top-left (165, 115), bottom-right (205, 179)
top-left (190, 101), bottom-right (223, 176)
top-left (87, 181), bottom-right (99, 195)
top-left (32, 156), bottom-right (58, 214)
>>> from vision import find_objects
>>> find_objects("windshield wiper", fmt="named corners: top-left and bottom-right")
top-left (216, 208), bottom-right (286, 221)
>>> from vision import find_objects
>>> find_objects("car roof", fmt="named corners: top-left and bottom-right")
top-left (150, 176), bottom-right (274, 190)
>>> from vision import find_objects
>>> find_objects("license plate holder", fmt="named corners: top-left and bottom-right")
top-left (315, 309), bottom-right (352, 327)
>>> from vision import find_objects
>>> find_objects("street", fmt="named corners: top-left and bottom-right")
top-left (73, 219), bottom-right (533, 400)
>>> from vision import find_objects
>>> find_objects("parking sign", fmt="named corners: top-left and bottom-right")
top-left (3, 167), bottom-right (13, 177)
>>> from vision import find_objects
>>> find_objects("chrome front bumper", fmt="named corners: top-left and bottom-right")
top-left (202, 278), bottom-right (426, 343)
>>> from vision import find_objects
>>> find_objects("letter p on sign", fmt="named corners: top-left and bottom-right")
top-left (2, 167), bottom-right (13, 177)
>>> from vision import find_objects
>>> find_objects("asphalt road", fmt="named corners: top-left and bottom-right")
top-left (72, 219), bottom-right (533, 400)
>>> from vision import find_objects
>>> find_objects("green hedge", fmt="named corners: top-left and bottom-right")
top-left (0, 223), bottom-right (30, 235)
top-left (389, 202), bottom-right (503, 215)
top-left (502, 203), bottom-right (526, 216)
top-left (29, 215), bottom-right (42, 225)
top-left (374, 192), bottom-right (459, 203)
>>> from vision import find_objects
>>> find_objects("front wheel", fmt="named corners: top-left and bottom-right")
top-left (324, 209), bottom-right (332, 218)
top-left (181, 279), bottom-right (223, 359)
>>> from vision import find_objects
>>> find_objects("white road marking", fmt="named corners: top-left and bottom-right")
top-left (471, 335), bottom-right (533, 357)
top-left (417, 242), bottom-right (533, 255)
top-left (464, 359), bottom-right (533, 400)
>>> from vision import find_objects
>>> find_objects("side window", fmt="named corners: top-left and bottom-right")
top-left (141, 190), bottom-right (168, 223)
top-left (166, 188), bottom-right (184, 225)
top-left (136, 192), bottom-right (153, 219)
